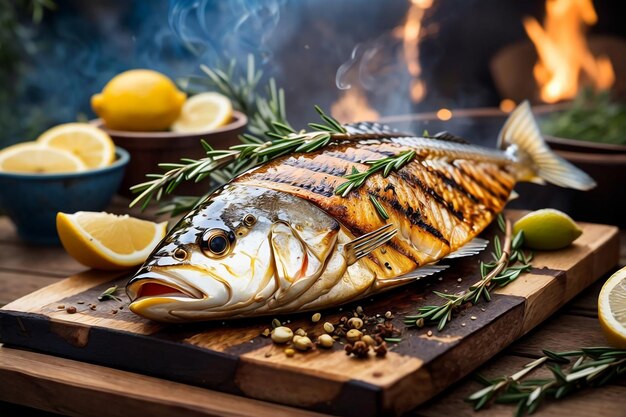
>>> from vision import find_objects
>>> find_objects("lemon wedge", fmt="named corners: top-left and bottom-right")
top-left (37, 123), bottom-right (116, 169)
top-left (598, 266), bottom-right (626, 348)
top-left (513, 208), bottom-right (582, 250)
top-left (0, 142), bottom-right (87, 173)
top-left (57, 211), bottom-right (167, 270)
top-left (171, 92), bottom-right (233, 133)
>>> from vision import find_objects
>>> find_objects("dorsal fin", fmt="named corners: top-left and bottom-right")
top-left (431, 131), bottom-right (471, 144)
top-left (345, 122), bottom-right (471, 145)
top-left (344, 122), bottom-right (404, 136)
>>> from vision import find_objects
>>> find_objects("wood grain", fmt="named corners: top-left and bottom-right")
top-left (0, 215), bottom-right (620, 416)
top-left (0, 344), bottom-right (324, 417)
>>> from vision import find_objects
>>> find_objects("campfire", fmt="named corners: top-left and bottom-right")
top-left (492, 0), bottom-right (624, 105)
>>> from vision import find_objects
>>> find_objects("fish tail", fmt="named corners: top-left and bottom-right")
top-left (498, 101), bottom-right (596, 190)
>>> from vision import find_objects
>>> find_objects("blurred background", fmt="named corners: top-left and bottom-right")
top-left (2, 0), bottom-right (625, 148)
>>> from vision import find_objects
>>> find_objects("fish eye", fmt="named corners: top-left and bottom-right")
top-left (200, 229), bottom-right (234, 258)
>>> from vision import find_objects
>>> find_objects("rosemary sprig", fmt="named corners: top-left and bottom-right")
top-left (190, 54), bottom-right (291, 138)
top-left (129, 106), bottom-right (347, 210)
top-left (404, 215), bottom-right (533, 331)
top-left (334, 150), bottom-right (416, 197)
top-left (467, 347), bottom-right (626, 416)
top-left (98, 285), bottom-right (122, 302)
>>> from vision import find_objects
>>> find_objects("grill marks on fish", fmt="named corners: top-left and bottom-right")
top-left (236, 140), bottom-right (514, 269)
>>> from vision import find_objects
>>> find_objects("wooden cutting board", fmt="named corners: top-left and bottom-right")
top-left (0, 214), bottom-right (619, 417)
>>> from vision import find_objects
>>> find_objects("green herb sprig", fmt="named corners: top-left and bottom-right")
top-left (183, 54), bottom-right (291, 139)
top-left (466, 347), bottom-right (626, 416)
top-left (129, 106), bottom-right (349, 210)
top-left (541, 88), bottom-right (626, 146)
top-left (334, 150), bottom-right (416, 197)
top-left (404, 215), bottom-right (533, 331)
top-left (98, 285), bottom-right (122, 302)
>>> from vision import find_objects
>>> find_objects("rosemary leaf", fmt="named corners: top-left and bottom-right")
top-left (405, 217), bottom-right (533, 331)
top-left (369, 194), bottom-right (389, 220)
top-left (467, 347), bottom-right (626, 416)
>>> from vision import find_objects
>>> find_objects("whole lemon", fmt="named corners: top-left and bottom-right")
top-left (91, 69), bottom-right (186, 131)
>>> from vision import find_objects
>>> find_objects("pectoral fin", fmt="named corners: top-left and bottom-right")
top-left (373, 264), bottom-right (448, 291)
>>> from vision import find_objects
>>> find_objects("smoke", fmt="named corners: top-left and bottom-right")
top-left (2, 0), bottom-right (546, 148)
top-left (168, 0), bottom-right (285, 67)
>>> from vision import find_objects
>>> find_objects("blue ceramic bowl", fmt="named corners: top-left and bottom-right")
top-left (0, 147), bottom-right (129, 245)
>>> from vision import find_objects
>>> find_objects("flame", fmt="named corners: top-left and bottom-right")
top-left (397, 0), bottom-right (434, 102)
top-left (331, 88), bottom-right (380, 124)
top-left (524, 0), bottom-right (615, 103)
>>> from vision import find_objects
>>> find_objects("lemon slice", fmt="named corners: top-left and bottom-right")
top-left (57, 211), bottom-right (167, 270)
top-left (171, 92), bottom-right (233, 133)
top-left (37, 123), bottom-right (116, 169)
top-left (598, 266), bottom-right (626, 348)
top-left (0, 142), bottom-right (87, 173)
top-left (513, 208), bottom-right (582, 250)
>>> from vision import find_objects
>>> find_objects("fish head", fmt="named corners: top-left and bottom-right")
top-left (126, 185), bottom-right (340, 322)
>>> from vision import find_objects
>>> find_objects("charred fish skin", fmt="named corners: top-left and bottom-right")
top-left (127, 102), bottom-right (595, 322)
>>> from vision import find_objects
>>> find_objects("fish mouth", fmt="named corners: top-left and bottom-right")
top-left (126, 271), bottom-right (205, 302)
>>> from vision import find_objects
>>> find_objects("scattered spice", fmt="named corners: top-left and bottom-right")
top-left (317, 334), bottom-right (334, 348)
top-left (57, 305), bottom-right (65, 310)
top-left (375, 322), bottom-right (400, 339)
top-left (293, 335), bottom-right (313, 351)
top-left (384, 311), bottom-right (393, 319)
top-left (470, 316), bottom-right (477, 320)
top-left (346, 329), bottom-right (363, 343)
top-left (311, 312), bottom-right (321, 323)
top-left (347, 317), bottom-right (363, 330)
top-left (261, 328), bottom-right (271, 337)
top-left (427, 330), bottom-right (433, 337)
top-left (374, 342), bottom-right (388, 357)
top-left (77, 300), bottom-right (85, 305)
top-left (345, 341), bottom-right (370, 358)
top-left (284, 348), bottom-right (295, 358)
top-left (66, 306), bottom-right (77, 314)
top-left (295, 328), bottom-right (307, 337)
top-left (271, 318), bottom-right (281, 329)
top-left (362, 335), bottom-right (376, 346)
top-left (323, 322), bottom-right (335, 334)
top-left (89, 305), bottom-right (97, 311)
top-left (271, 326), bottom-right (293, 344)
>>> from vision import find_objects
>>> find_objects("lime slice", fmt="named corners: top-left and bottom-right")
top-left (513, 208), bottom-right (582, 250)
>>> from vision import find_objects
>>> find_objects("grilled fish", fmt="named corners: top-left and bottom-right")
top-left (126, 102), bottom-right (594, 322)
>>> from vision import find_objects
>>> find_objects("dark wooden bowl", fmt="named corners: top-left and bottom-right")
top-left (91, 111), bottom-right (247, 197)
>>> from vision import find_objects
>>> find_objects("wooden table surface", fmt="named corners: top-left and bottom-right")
top-left (0, 211), bottom-right (625, 417)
